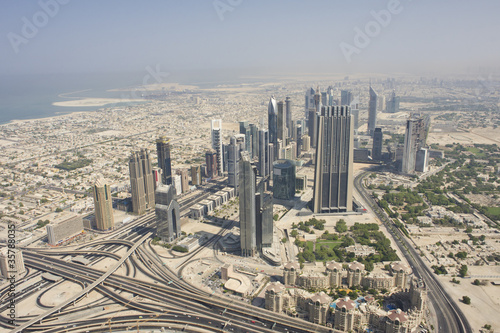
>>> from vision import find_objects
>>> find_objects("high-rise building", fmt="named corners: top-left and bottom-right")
top-left (155, 185), bottom-right (181, 242)
top-left (239, 151), bottom-right (257, 257)
top-left (372, 128), bottom-right (383, 161)
top-left (268, 96), bottom-right (278, 147)
top-left (387, 90), bottom-right (400, 113)
top-left (308, 109), bottom-right (317, 149)
top-left (256, 186), bottom-right (273, 249)
top-left (228, 134), bottom-right (246, 193)
top-left (249, 123), bottom-right (259, 158)
top-left (401, 115), bottom-right (429, 174)
top-left (367, 86), bottom-right (378, 136)
top-left (340, 90), bottom-right (353, 106)
top-left (177, 169), bottom-right (189, 193)
top-left (129, 149), bottom-right (155, 215)
top-left (415, 148), bottom-right (429, 172)
top-left (239, 121), bottom-right (252, 154)
top-left (305, 87), bottom-right (315, 119)
top-left (277, 100), bottom-right (287, 144)
top-left (211, 119), bottom-right (223, 176)
top-left (172, 174), bottom-right (182, 195)
top-left (156, 136), bottom-right (172, 185)
top-left (273, 160), bottom-right (296, 201)
top-left (46, 214), bottom-right (84, 246)
top-left (191, 165), bottom-right (201, 185)
top-left (93, 178), bottom-right (114, 231)
top-left (0, 248), bottom-right (25, 278)
top-left (301, 135), bottom-right (311, 152)
top-left (327, 86), bottom-right (335, 106)
top-left (313, 106), bottom-right (354, 213)
top-left (258, 129), bottom-right (272, 177)
top-left (205, 149), bottom-right (218, 179)
top-left (378, 95), bottom-right (386, 112)
top-left (285, 97), bottom-right (292, 139)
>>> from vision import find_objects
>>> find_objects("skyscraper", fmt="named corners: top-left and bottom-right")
top-left (277, 100), bottom-right (287, 144)
top-left (387, 90), bottom-right (400, 113)
top-left (341, 90), bottom-right (353, 106)
top-left (285, 97), bottom-right (292, 139)
top-left (313, 106), bottom-right (354, 213)
top-left (205, 149), bottom-right (217, 179)
top-left (228, 134), bottom-right (246, 192)
top-left (305, 87), bottom-right (315, 119)
top-left (156, 136), bottom-right (172, 185)
top-left (273, 160), bottom-right (296, 201)
top-left (155, 185), bottom-right (181, 242)
top-left (129, 149), bottom-right (155, 215)
top-left (249, 123), bottom-right (259, 158)
top-left (308, 109), bottom-right (318, 149)
top-left (177, 169), bottom-right (189, 193)
top-left (258, 129), bottom-right (272, 177)
top-left (268, 96), bottom-right (278, 147)
top-left (367, 86), bottom-right (378, 136)
top-left (191, 165), bottom-right (201, 185)
top-left (239, 121), bottom-right (252, 154)
top-left (256, 183), bottom-right (273, 249)
top-left (239, 151), bottom-right (257, 257)
top-left (372, 128), bottom-right (383, 161)
top-left (93, 178), bottom-right (114, 231)
top-left (401, 115), bottom-right (429, 174)
top-left (211, 119), bottom-right (223, 176)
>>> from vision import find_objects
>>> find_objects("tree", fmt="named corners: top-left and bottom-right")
top-left (290, 230), bottom-right (298, 237)
top-left (335, 220), bottom-right (348, 233)
top-left (459, 265), bottom-right (468, 277)
top-left (473, 279), bottom-right (481, 286)
top-left (55, 207), bottom-right (63, 213)
top-left (462, 296), bottom-right (471, 305)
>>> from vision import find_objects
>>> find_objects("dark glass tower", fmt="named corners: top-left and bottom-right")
top-left (273, 160), bottom-right (296, 200)
top-left (156, 136), bottom-right (172, 185)
top-left (367, 86), bottom-right (378, 137)
top-left (372, 128), bottom-right (383, 161)
top-left (313, 106), bottom-right (354, 213)
top-left (268, 96), bottom-right (278, 147)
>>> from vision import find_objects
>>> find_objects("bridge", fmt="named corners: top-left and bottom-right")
top-left (11, 232), bottom-right (152, 333)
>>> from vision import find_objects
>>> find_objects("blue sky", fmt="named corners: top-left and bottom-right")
top-left (1, 0), bottom-right (499, 76)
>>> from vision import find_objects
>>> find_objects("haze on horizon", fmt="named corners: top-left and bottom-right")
top-left (1, 0), bottom-right (499, 79)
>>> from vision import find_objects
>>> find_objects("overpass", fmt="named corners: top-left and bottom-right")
top-left (11, 232), bottom-right (152, 333)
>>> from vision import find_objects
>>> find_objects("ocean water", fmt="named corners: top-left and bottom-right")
top-left (0, 69), bottom-right (267, 125)
top-left (0, 72), bottom-right (145, 125)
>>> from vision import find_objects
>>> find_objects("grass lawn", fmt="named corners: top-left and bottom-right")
top-left (486, 207), bottom-right (500, 217)
top-left (316, 240), bottom-right (342, 249)
top-left (466, 147), bottom-right (486, 157)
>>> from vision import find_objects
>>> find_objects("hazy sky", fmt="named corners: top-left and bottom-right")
top-left (1, 0), bottom-right (499, 77)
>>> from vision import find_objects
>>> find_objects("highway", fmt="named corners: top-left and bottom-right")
top-left (5, 207), bottom-right (332, 333)
top-left (11, 232), bottom-right (153, 333)
top-left (354, 170), bottom-right (472, 333)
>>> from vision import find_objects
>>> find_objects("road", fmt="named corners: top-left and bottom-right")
top-left (354, 170), bottom-right (472, 333)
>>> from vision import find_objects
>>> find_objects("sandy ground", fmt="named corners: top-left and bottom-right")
top-left (53, 98), bottom-right (144, 107)
top-left (437, 275), bottom-right (500, 331)
top-left (428, 127), bottom-right (500, 145)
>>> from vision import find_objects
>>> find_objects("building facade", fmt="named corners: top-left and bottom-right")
top-left (129, 149), bottom-right (155, 215)
top-left (313, 106), bottom-right (354, 213)
top-left (273, 160), bottom-right (296, 200)
top-left (156, 136), bottom-right (172, 185)
top-left (93, 178), bottom-right (114, 231)
top-left (367, 86), bottom-right (378, 136)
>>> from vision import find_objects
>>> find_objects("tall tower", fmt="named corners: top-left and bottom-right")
top-left (258, 129), bottom-right (271, 177)
top-left (93, 178), bottom-right (114, 231)
top-left (211, 119), bottom-right (223, 176)
top-left (155, 185), bottom-right (181, 242)
top-left (285, 97), bottom-right (292, 139)
top-left (277, 101), bottom-right (287, 144)
top-left (205, 149), bottom-right (218, 179)
top-left (313, 106), bottom-right (354, 213)
top-left (401, 115), bottom-right (429, 174)
top-left (249, 123), bottom-right (259, 158)
top-left (228, 134), bottom-right (246, 193)
top-left (367, 86), bottom-right (378, 136)
top-left (340, 90), bottom-right (353, 106)
top-left (156, 136), bottom-right (172, 185)
top-left (239, 151), bottom-right (257, 257)
top-left (372, 128), bottom-right (383, 161)
top-left (129, 150), bottom-right (155, 215)
top-left (305, 87), bottom-right (315, 119)
top-left (268, 96), bottom-right (278, 147)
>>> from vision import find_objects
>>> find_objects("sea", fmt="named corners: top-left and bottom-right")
top-left (0, 69), bottom-right (257, 125)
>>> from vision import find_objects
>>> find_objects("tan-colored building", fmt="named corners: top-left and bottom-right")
top-left (93, 178), bottom-right (114, 231)
top-left (326, 261), bottom-right (342, 287)
top-left (347, 262), bottom-right (365, 287)
top-left (265, 281), bottom-right (286, 313)
top-left (0, 248), bottom-right (25, 279)
top-left (307, 292), bottom-right (332, 324)
top-left (283, 261), bottom-right (300, 285)
top-left (391, 262), bottom-right (411, 289)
